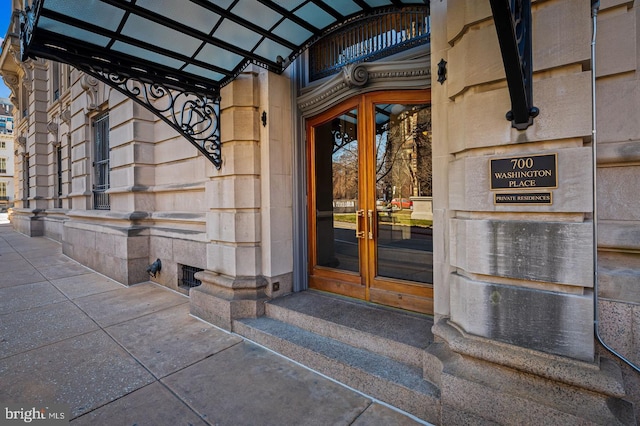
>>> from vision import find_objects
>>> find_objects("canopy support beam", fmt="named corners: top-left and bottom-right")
top-left (76, 63), bottom-right (222, 169)
top-left (489, 0), bottom-right (539, 130)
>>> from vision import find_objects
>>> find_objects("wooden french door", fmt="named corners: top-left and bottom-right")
top-left (307, 90), bottom-right (433, 314)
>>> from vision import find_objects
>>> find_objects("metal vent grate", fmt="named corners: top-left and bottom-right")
top-left (179, 264), bottom-right (203, 289)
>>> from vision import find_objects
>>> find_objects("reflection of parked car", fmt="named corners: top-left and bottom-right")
top-left (391, 198), bottom-right (412, 209)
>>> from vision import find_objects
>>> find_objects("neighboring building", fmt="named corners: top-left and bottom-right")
top-left (1, 0), bottom-right (638, 424)
top-left (0, 98), bottom-right (14, 210)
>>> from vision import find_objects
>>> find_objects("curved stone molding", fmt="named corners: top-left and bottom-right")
top-left (298, 53), bottom-right (431, 117)
top-left (46, 121), bottom-right (58, 134)
top-left (80, 74), bottom-right (101, 111)
top-left (342, 63), bottom-right (369, 88)
top-left (19, 58), bottom-right (44, 94)
top-left (17, 135), bottom-right (26, 146)
top-left (2, 72), bottom-right (19, 97)
top-left (60, 107), bottom-right (71, 125)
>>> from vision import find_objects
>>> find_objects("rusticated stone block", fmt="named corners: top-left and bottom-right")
top-left (450, 274), bottom-right (594, 361)
top-left (452, 218), bottom-right (593, 286)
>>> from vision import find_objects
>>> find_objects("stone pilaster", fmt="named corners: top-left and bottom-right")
top-left (190, 68), bottom-right (268, 330)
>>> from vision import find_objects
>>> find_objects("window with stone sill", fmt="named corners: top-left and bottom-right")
top-left (92, 112), bottom-right (110, 210)
top-left (51, 61), bottom-right (60, 102)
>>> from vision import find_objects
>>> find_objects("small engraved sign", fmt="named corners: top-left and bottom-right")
top-left (490, 154), bottom-right (557, 190)
top-left (494, 192), bottom-right (552, 205)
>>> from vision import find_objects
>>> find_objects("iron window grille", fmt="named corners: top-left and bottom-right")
top-left (21, 85), bottom-right (28, 119)
top-left (24, 154), bottom-right (29, 208)
top-left (179, 264), bottom-right (203, 289)
top-left (56, 145), bottom-right (63, 208)
top-left (51, 61), bottom-right (60, 101)
top-left (93, 112), bottom-right (110, 210)
top-left (309, 7), bottom-right (430, 82)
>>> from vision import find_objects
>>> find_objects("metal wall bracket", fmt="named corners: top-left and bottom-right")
top-left (489, 0), bottom-right (539, 130)
top-left (78, 64), bottom-right (222, 169)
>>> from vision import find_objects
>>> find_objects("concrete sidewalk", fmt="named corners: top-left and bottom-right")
top-left (0, 224), bottom-right (424, 425)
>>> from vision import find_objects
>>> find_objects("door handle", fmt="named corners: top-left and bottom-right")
top-left (355, 209), bottom-right (365, 239)
top-left (368, 210), bottom-right (374, 240)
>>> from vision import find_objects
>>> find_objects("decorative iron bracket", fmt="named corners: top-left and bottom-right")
top-left (77, 64), bottom-right (222, 169)
top-left (489, 0), bottom-right (539, 130)
top-left (20, 4), bottom-right (221, 169)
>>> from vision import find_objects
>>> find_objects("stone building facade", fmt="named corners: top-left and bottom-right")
top-left (1, 0), bottom-right (638, 424)
top-left (0, 98), bottom-right (14, 209)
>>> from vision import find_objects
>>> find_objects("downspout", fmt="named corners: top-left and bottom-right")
top-left (591, 0), bottom-right (640, 374)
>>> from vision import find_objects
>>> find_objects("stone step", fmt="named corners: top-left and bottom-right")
top-left (263, 290), bottom-right (434, 369)
top-left (234, 316), bottom-right (440, 423)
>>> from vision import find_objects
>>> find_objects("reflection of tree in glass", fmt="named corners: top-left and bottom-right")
top-left (412, 107), bottom-right (432, 197)
top-left (375, 104), bottom-right (431, 201)
top-left (331, 118), bottom-right (358, 200)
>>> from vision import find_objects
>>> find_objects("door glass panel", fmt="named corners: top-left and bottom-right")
top-left (374, 103), bottom-right (432, 283)
top-left (314, 109), bottom-right (359, 273)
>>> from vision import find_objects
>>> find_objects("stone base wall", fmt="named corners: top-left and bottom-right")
top-left (62, 218), bottom-right (149, 285)
top-left (429, 321), bottom-right (636, 425)
top-left (9, 209), bottom-right (44, 237)
top-left (41, 211), bottom-right (67, 242)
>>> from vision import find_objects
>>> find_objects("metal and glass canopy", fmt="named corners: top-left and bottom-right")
top-left (20, 0), bottom-right (536, 168)
top-left (23, 0), bottom-right (428, 94)
top-left (21, 0), bottom-right (429, 167)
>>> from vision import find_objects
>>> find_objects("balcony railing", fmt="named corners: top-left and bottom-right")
top-left (309, 7), bottom-right (430, 81)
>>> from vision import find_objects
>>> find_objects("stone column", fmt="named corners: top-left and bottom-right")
top-left (11, 59), bottom-right (48, 236)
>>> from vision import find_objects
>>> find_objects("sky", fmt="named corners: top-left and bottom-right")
top-left (0, 0), bottom-right (13, 99)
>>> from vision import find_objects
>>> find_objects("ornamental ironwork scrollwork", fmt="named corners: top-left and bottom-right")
top-left (19, 5), bottom-right (36, 62)
top-left (82, 66), bottom-right (222, 169)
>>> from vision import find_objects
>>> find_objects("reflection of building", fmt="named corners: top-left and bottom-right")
top-left (0, 98), bottom-right (14, 209)
top-left (1, 0), bottom-right (639, 423)
top-left (378, 105), bottom-right (432, 201)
